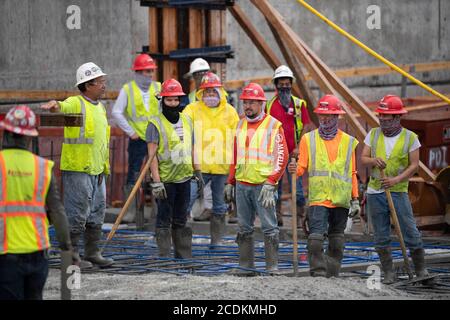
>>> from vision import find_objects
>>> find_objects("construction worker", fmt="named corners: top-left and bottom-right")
top-left (146, 79), bottom-right (198, 258)
top-left (361, 95), bottom-right (429, 284)
top-left (184, 58), bottom-right (211, 104)
top-left (266, 65), bottom-right (311, 227)
top-left (41, 62), bottom-right (113, 268)
top-left (112, 53), bottom-right (161, 222)
top-left (183, 72), bottom-right (239, 246)
top-left (225, 83), bottom-right (288, 274)
top-left (288, 95), bottom-right (360, 278)
top-left (0, 106), bottom-right (72, 300)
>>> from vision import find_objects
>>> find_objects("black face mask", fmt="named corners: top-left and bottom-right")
top-left (162, 102), bottom-right (183, 124)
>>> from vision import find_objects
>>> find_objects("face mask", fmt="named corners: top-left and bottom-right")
top-left (162, 103), bottom-right (182, 124)
top-left (379, 116), bottom-right (402, 137)
top-left (203, 96), bottom-right (220, 108)
top-left (278, 87), bottom-right (292, 110)
top-left (135, 73), bottom-right (152, 90)
top-left (318, 116), bottom-right (339, 140)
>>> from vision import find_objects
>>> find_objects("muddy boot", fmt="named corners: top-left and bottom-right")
top-left (155, 228), bottom-right (171, 258)
top-left (210, 214), bottom-right (226, 247)
top-left (233, 232), bottom-right (255, 276)
top-left (276, 201), bottom-right (283, 227)
top-left (297, 205), bottom-right (305, 229)
top-left (193, 208), bottom-right (212, 222)
top-left (122, 184), bottom-right (136, 223)
top-left (326, 233), bottom-right (345, 278)
top-left (376, 247), bottom-right (396, 284)
top-left (172, 226), bottom-right (192, 259)
top-left (410, 247), bottom-right (435, 284)
top-left (264, 234), bottom-right (279, 273)
top-left (84, 226), bottom-right (114, 267)
top-left (307, 234), bottom-right (326, 277)
top-left (70, 232), bottom-right (93, 270)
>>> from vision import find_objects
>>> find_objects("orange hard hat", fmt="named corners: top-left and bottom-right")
top-left (199, 72), bottom-right (222, 90)
top-left (239, 83), bottom-right (267, 101)
top-left (314, 95), bottom-right (346, 115)
top-left (160, 79), bottom-right (186, 97)
top-left (132, 53), bottom-right (157, 71)
top-left (375, 95), bottom-right (407, 114)
top-left (0, 105), bottom-right (38, 137)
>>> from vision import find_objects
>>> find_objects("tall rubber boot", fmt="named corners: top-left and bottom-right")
top-left (307, 234), bottom-right (327, 277)
top-left (84, 226), bottom-right (114, 267)
top-left (264, 234), bottom-right (279, 273)
top-left (70, 232), bottom-right (93, 270)
top-left (172, 226), bottom-right (192, 259)
top-left (210, 214), bottom-right (226, 247)
top-left (276, 201), bottom-right (283, 227)
top-left (325, 233), bottom-right (345, 278)
top-left (233, 232), bottom-right (255, 276)
top-left (297, 205), bottom-right (305, 229)
top-left (155, 228), bottom-right (171, 258)
top-left (122, 184), bottom-right (136, 223)
top-left (410, 248), bottom-right (435, 284)
top-left (376, 247), bottom-right (396, 284)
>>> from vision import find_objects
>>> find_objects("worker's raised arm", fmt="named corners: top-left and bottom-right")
top-left (40, 100), bottom-right (60, 112)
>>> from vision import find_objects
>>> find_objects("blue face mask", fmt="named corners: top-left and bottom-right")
top-left (203, 96), bottom-right (220, 108)
top-left (135, 73), bottom-right (152, 90)
top-left (318, 116), bottom-right (339, 140)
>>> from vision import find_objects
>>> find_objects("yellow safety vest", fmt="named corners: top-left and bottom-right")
top-left (306, 130), bottom-right (358, 208)
top-left (0, 149), bottom-right (53, 254)
top-left (235, 115), bottom-right (282, 185)
top-left (123, 80), bottom-right (161, 140)
top-left (148, 114), bottom-right (194, 183)
top-left (60, 96), bottom-right (110, 175)
top-left (368, 128), bottom-right (416, 193)
top-left (188, 91), bottom-right (197, 104)
top-left (266, 95), bottom-right (306, 145)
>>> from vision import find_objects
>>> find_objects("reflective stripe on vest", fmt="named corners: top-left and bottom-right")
top-left (63, 97), bottom-right (94, 145)
top-left (127, 81), bottom-right (160, 122)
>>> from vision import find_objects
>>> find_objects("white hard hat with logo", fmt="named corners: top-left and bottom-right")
top-left (272, 65), bottom-right (295, 82)
top-left (75, 62), bottom-right (107, 86)
top-left (184, 58), bottom-right (210, 78)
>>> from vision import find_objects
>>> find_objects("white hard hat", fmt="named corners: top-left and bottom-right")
top-left (75, 62), bottom-right (107, 86)
top-left (272, 65), bottom-right (295, 82)
top-left (184, 58), bottom-right (210, 78)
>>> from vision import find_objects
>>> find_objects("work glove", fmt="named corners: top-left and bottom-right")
top-left (224, 184), bottom-right (235, 204)
top-left (194, 170), bottom-right (205, 197)
top-left (258, 183), bottom-right (277, 209)
top-left (348, 199), bottom-right (361, 218)
top-left (151, 182), bottom-right (167, 200)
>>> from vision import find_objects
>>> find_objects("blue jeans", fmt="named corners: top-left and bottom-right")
top-left (308, 205), bottom-right (348, 236)
top-left (0, 251), bottom-right (48, 300)
top-left (156, 180), bottom-right (191, 229)
top-left (236, 182), bottom-right (279, 236)
top-left (367, 192), bottom-right (423, 250)
top-left (62, 171), bottom-right (106, 233)
top-left (188, 174), bottom-right (228, 215)
top-left (127, 138), bottom-right (148, 185)
top-left (277, 167), bottom-right (306, 207)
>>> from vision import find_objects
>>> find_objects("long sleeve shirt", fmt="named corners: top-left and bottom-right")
top-left (227, 114), bottom-right (289, 186)
top-left (296, 130), bottom-right (359, 208)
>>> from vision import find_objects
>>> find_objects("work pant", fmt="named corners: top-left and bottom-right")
top-left (277, 167), bottom-right (306, 207)
top-left (187, 174), bottom-right (228, 215)
top-left (127, 138), bottom-right (147, 185)
top-left (0, 250), bottom-right (48, 300)
top-left (62, 171), bottom-right (106, 234)
top-left (156, 180), bottom-right (191, 229)
top-left (308, 205), bottom-right (348, 236)
top-left (366, 192), bottom-right (423, 250)
top-left (236, 182), bottom-right (279, 236)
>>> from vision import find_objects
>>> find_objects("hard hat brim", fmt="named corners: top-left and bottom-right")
top-left (0, 121), bottom-right (39, 137)
top-left (132, 65), bottom-right (158, 71)
top-left (375, 107), bottom-right (408, 115)
top-left (314, 109), bottom-right (346, 115)
top-left (75, 72), bottom-right (108, 87)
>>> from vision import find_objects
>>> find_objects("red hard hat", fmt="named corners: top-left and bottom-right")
top-left (0, 105), bottom-right (38, 137)
top-left (199, 72), bottom-right (222, 90)
top-left (239, 83), bottom-right (267, 101)
top-left (132, 53), bottom-right (157, 71)
top-left (160, 79), bottom-right (186, 97)
top-left (314, 95), bottom-right (346, 115)
top-left (375, 95), bottom-right (407, 114)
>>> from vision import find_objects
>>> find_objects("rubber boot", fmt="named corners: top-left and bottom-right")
top-left (84, 226), bottom-right (114, 267)
top-left (155, 228), bottom-right (171, 258)
top-left (307, 234), bottom-right (327, 277)
top-left (325, 233), bottom-right (345, 278)
top-left (233, 232), bottom-right (255, 276)
top-left (297, 205), bottom-right (305, 229)
top-left (276, 201), bottom-right (283, 227)
top-left (264, 234), bottom-right (279, 273)
top-left (122, 184), bottom-right (136, 223)
top-left (70, 232), bottom-right (93, 269)
top-left (172, 226), bottom-right (193, 259)
top-left (410, 248), bottom-right (434, 282)
top-left (376, 247), bottom-right (396, 284)
top-left (210, 214), bottom-right (226, 247)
